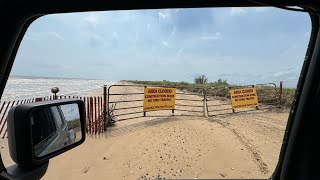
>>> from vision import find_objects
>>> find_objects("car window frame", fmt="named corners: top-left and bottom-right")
top-left (0, 1), bottom-right (320, 179)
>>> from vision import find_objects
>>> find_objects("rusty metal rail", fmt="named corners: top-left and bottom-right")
top-left (107, 84), bottom-right (206, 122)
top-left (206, 82), bottom-right (281, 116)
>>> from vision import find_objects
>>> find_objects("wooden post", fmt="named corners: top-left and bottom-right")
top-left (103, 86), bottom-right (107, 131)
top-left (35, 97), bottom-right (43, 102)
top-left (91, 97), bottom-right (94, 134)
top-left (97, 97), bottom-right (100, 133)
top-left (203, 89), bottom-right (207, 117)
top-left (143, 86), bottom-right (147, 117)
top-left (279, 81), bottom-right (283, 106)
top-left (94, 97), bottom-right (97, 134)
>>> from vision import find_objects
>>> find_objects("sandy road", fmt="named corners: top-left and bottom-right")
top-left (0, 83), bottom-right (289, 179)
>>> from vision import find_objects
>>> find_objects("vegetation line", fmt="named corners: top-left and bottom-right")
top-left (126, 74), bottom-right (295, 108)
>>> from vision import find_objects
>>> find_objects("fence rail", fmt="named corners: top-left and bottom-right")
top-left (107, 82), bottom-right (283, 122)
top-left (206, 82), bottom-right (280, 116)
top-left (107, 85), bottom-right (206, 121)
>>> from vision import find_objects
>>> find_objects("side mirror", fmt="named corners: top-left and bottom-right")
top-left (7, 99), bottom-right (86, 167)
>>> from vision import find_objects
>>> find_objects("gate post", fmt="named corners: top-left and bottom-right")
top-left (279, 81), bottom-right (283, 106)
top-left (143, 86), bottom-right (147, 117)
top-left (103, 86), bottom-right (107, 131)
top-left (203, 89), bottom-right (208, 117)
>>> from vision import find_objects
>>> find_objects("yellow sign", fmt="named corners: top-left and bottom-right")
top-left (230, 87), bottom-right (259, 109)
top-left (143, 88), bottom-right (176, 112)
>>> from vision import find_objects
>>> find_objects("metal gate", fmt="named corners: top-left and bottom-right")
top-left (206, 83), bottom-right (281, 116)
top-left (107, 84), bottom-right (206, 121)
top-left (107, 82), bottom-right (282, 122)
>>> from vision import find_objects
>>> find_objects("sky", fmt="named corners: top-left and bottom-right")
top-left (11, 7), bottom-right (311, 87)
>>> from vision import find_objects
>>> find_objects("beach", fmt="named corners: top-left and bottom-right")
top-left (0, 82), bottom-right (288, 179)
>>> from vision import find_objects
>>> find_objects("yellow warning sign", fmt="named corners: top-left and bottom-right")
top-left (230, 87), bottom-right (258, 109)
top-left (143, 87), bottom-right (176, 112)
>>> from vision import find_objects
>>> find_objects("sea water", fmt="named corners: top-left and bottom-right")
top-left (0, 76), bottom-right (115, 101)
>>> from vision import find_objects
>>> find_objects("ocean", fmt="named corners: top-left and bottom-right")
top-left (0, 76), bottom-right (116, 101)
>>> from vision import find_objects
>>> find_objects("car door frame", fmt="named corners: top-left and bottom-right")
top-left (1, 0), bottom-right (320, 179)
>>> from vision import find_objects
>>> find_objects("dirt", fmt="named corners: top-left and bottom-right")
top-left (0, 82), bottom-right (289, 179)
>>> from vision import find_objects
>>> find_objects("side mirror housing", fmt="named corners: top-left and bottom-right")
top-left (7, 98), bottom-right (86, 167)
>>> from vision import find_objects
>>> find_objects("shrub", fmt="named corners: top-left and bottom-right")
top-left (194, 75), bottom-right (208, 84)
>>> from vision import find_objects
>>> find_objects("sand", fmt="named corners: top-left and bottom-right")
top-left (0, 82), bottom-right (289, 179)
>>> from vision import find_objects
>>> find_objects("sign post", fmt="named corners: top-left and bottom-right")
top-left (143, 87), bottom-right (176, 112)
top-left (230, 87), bottom-right (259, 112)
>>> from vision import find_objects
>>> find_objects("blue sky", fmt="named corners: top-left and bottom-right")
top-left (12, 7), bottom-right (310, 87)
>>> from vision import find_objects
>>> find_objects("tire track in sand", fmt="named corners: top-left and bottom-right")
top-left (209, 117), bottom-right (269, 174)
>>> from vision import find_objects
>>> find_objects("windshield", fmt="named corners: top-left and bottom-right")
top-left (0, 7), bottom-right (310, 179)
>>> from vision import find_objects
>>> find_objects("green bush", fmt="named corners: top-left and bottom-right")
top-left (194, 75), bottom-right (208, 84)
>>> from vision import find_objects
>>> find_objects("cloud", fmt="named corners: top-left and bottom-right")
top-left (161, 40), bottom-right (169, 47)
top-left (24, 35), bottom-right (38, 41)
top-left (171, 26), bottom-right (177, 36)
top-left (39, 63), bottom-right (71, 70)
top-left (272, 68), bottom-right (297, 78)
top-left (47, 32), bottom-right (64, 40)
top-left (83, 13), bottom-right (99, 28)
top-left (89, 34), bottom-right (104, 48)
top-left (217, 71), bottom-right (299, 87)
top-left (273, 71), bottom-right (286, 78)
top-left (176, 48), bottom-right (184, 58)
top-left (147, 24), bottom-right (151, 30)
top-left (24, 32), bottom-right (64, 41)
top-left (200, 32), bottom-right (222, 40)
top-left (230, 7), bottom-right (246, 16)
top-left (253, 7), bottom-right (269, 12)
top-left (158, 10), bottom-right (171, 20)
top-left (304, 31), bottom-right (310, 38)
top-left (90, 61), bottom-right (110, 67)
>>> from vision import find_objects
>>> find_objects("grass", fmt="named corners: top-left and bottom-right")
top-left (127, 80), bottom-right (295, 108)
top-left (281, 88), bottom-right (296, 108)
top-left (127, 80), bottom-right (229, 91)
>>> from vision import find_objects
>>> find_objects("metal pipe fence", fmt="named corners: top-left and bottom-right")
top-left (206, 83), bottom-right (280, 116)
top-left (107, 82), bottom-right (282, 121)
top-left (107, 84), bottom-right (206, 122)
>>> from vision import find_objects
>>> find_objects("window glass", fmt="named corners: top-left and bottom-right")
top-left (50, 106), bottom-right (63, 129)
top-left (0, 7), bottom-right (310, 179)
top-left (31, 108), bottom-right (55, 146)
